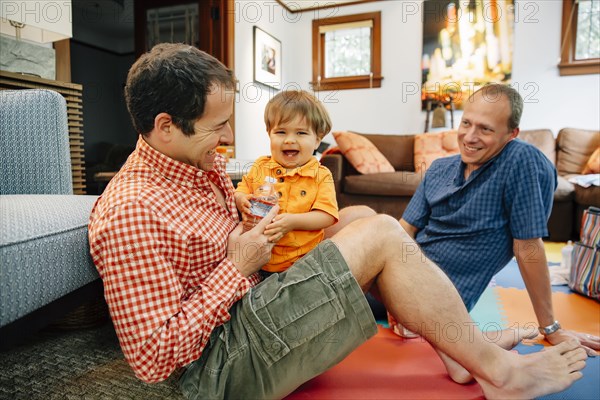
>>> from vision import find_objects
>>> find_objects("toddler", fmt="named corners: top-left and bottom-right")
top-left (235, 90), bottom-right (339, 273)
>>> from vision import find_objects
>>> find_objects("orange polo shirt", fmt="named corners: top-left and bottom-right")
top-left (236, 156), bottom-right (339, 272)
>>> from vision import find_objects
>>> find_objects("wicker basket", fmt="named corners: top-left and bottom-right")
top-left (51, 296), bottom-right (110, 330)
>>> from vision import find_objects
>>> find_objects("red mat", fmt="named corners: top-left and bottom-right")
top-left (286, 289), bottom-right (600, 399)
top-left (285, 326), bottom-right (484, 400)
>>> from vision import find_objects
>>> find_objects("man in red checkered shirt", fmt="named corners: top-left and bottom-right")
top-left (88, 43), bottom-right (586, 399)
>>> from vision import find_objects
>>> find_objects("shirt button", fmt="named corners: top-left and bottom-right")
top-left (279, 177), bottom-right (284, 183)
top-left (276, 169), bottom-right (282, 175)
top-left (254, 291), bottom-right (262, 299)
top-left (300, 190), bottom-right (306, 196)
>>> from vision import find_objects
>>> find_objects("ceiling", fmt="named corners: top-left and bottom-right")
top-left (275, 0), bottom-right (380, 13)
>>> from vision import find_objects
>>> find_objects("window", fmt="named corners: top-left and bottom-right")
top-left (312, 12), bottom-right (382, 91)
top-left (559, 0), bottom-right (600, 76)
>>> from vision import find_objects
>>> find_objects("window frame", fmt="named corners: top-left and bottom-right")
top-left (558, 0), bottom-right (600, 76)
top-left (311, 11), bottom-right (382, 91)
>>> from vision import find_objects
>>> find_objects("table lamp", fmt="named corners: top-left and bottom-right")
top-left (0, 1), bottom-right (72, 80)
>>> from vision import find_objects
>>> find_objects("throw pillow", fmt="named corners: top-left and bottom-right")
top-left (414, 130), bottom-right (459, 173)
top-left (321, 147), bottom-right (341, 156)
top-left (332, 131), bottom-right (395, 174)
top-left (581, 147), bottom-right (600, 174)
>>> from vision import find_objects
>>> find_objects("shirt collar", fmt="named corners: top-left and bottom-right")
top-left (455, 140), bottom-right (516, 186)
top-left (136, 136), bottom-right (226, 187)
top-left (263, 157), bottom-right (321, 178)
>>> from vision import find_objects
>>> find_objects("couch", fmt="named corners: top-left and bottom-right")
top-left (320, 128), bottom-right (600, 242)
top-left (0, 89), bottom-right (100, 345)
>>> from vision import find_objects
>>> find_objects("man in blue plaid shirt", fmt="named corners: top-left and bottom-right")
top-left (399, 84), bottom-right (599, 383)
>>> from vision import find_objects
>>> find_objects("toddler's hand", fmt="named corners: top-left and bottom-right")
top-left (264, 213), bottom-right (294, 243)
top-left (234, 192), bottom-right (252, 215)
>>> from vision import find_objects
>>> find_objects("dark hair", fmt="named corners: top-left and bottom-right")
top-left (473, 84), bottom-right (524, 131)
top-left (264, 90), bottom-right (332, 139)
top-left (124, 43), bottom-right (235, 136)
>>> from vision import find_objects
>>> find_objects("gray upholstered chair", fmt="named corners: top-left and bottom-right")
top-left (0, 89), bottom-right (100, 343)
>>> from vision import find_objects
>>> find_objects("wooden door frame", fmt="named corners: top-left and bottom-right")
top-left (133, 0), bottom-right (236, 143)
top-left (134, 0), bottom-right (234, 68)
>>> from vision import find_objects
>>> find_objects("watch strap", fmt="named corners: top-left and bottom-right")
top-left (538, 320), bottom-right (561, 335)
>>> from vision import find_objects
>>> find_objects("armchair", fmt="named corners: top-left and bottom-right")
top-left (0, 89), bottom-right (100, 345)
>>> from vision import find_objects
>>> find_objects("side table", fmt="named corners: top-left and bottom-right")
top-left (226, 159), bottom-right (254, 187)
top-left (93, 171), bottom-right (117, 194)
top-left (93, 160), bottom-right (254, 193)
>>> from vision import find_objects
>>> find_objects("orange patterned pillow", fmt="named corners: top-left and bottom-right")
top-left (332, 131), bottom-right (394, 174)
top-left (582, 147), bottom-right (600, 174)
top-left (414, 130), bottom-right (459, 173)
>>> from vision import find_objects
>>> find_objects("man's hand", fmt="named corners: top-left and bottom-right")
top-left (264, 213), bottom-right (296, 243)
top-left (546, 329), bottom-right (600, 357)
top-left (227, 205), bottom-right (279, 277)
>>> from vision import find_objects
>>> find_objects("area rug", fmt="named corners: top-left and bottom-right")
top-left (0, 322), bottom-right (184, 400)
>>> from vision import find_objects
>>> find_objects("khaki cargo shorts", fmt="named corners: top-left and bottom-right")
top-left (179, 239), bottom-right (377, 399)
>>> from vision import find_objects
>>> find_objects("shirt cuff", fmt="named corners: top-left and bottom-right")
top-left (204, 257), bottom-right (252, 308)
top-left (312, 206), bottom-right (339, 223)
top-left (402, 214), bottom-right (425, 230)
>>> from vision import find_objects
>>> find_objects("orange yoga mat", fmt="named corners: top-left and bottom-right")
top-left (497, 287), bottom-right (600, 346)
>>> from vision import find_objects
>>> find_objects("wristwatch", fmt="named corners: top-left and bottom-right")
top-left (539, 320), bottom-right (561, 335)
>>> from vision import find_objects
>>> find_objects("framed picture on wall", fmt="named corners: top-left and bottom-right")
top-left (254, 26), bottom-right (282, 89)
top-left (421, 0), bottom-right (515, 110)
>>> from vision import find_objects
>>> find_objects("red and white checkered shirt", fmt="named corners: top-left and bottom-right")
top-left (88, 137), bottom-right (260, 383)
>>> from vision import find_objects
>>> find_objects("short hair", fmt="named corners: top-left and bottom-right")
top-left (264, 90), bottom-right (332, 139)
top-left (472, 84), bottom-right (524, 131)
top-left (124, 43), bottom-right (236, 136)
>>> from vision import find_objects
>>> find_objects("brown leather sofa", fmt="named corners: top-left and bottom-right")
top-left (320, 128), bottom-right (600, 242)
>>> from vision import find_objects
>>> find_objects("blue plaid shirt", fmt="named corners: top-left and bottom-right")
top-left (403, 139), bottom-right (557, 310)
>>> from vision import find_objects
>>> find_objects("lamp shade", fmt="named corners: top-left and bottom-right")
top-left (0, 1), bottom-right (72, 43)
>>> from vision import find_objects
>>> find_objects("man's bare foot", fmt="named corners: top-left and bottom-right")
top-left (438, 327), bottom-right (540, 384)
top-left (476, 341), bottom-right (586, 400)
top-left (488, 326), bottom-right (539, 350)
